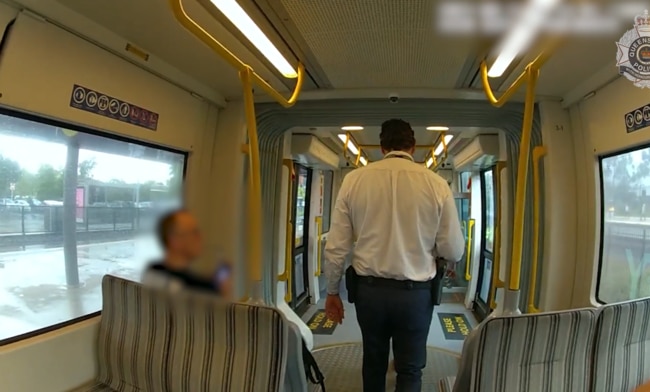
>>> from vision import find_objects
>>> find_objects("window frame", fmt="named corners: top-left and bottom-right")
top-left (595, 143), bottom-right (650, 305)
top-left (0, 106), bottom-right (188, 346)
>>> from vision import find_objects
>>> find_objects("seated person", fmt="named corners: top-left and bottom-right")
top-left (143, 209), bottom-right (232, 297)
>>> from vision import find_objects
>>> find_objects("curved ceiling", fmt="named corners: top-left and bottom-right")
top-left (6, 0), bottom-right (626, 105)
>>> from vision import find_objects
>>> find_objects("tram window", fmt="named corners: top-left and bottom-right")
top-left (321, 170), bottom-right (333, 233)
top-left (599, 146), bottom-right (650, 303)
top-left (294, 166), bottom-right (309, 247)
top-left (0, 111), bottom-right (185, 343)
top-left (483, 170), bottom-right (495, 253)
top-left (459, 172), bottom-right (471, 192)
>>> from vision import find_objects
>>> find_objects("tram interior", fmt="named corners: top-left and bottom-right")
top-left (1, 0), bottom-right (650, 391)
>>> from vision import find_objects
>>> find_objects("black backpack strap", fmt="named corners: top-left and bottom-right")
top-left (302, 340), bottom-right (325, 391)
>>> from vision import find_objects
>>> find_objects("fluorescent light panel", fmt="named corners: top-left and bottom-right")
top-left (427, 126), bottom-right (449, 131)
top-left (434, 135), bottom-right (454, 156)
top-left (341, 126), bottom-right (364, 131)
top-left (487, 0), bottom-right (560, 78)
top-left (426, 157), bottom-right (434, 168)
top-left (360, 157), bottom-right (368, 166)
top-left (210, 0), bottom-right (297, 78)
top-left (337, 133), bottom-right (359, 156)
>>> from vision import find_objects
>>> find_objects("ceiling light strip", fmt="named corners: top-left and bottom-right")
top-left (208, 0), bottom-right (297, 78)
top-left (488, 0), bottom-right (560, 78)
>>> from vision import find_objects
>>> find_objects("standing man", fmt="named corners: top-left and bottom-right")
top-left (324, 119), bottom-right (465, 391)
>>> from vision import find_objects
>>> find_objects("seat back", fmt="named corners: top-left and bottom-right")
top-left (167, 292), bottom-right (289, 392)
top-left (453, 309), bottom-right (597, 392)
top-left (283, 322), bottom-right (310, 392)
top-left (96, 275), bottom-right (171, 392)
top-left (593, 297), bottom-right (650, 392)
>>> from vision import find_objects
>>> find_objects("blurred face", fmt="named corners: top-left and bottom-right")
top-left (167, 212), bottom-right (202, 262)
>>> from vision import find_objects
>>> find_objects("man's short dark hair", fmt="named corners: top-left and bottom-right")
top-left (380, 119), bottom-right (416, 152)
top-left (157, 209), bottom-right (185, 249)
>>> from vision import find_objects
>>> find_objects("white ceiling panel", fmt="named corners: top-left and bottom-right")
top-left (278, 0), bottom-right (476, 89)
top-left (54, 0), bottom-right (291, 99)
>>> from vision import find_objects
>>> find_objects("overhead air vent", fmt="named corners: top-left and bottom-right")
top-left (452, 135), bottom-right (500, 172)
top-left (291, 134), bottom-right (339, 169)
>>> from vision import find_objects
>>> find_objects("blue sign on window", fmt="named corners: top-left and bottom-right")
top-left (624, 103), bottom-right (650, 133)
top-left (69, 84), bottom-right (159, 131)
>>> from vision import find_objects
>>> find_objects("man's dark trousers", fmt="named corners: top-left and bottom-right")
top-left (354, 278), bottom-right (434, 392)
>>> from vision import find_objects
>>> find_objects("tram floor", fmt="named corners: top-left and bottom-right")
top-left (302, 291), bottom-right (477, 353)
top-left (302, 291), bottom-right (474, 391)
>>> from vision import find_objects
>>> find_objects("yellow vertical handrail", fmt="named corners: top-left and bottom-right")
top-left (278, 160), bottom-right (293, 302)
top-left (315, 216), bottom-right (323, 276)
top-left (431, 131), bottom-right (448, 171)
top-left (480, 49), bottom-right (552, 292)
top-left (240, 67), bottom-right (263, 283)
top-left (169, 0), bottom-right (305, 298)
top-left (278, 160), bottom-right (293, 281)
top-left (465, 219), bottom-right (475, 281)
top-left (489, 162), bottom-right (506, 310)
top-left (528, 146), bottom-right (547, 313)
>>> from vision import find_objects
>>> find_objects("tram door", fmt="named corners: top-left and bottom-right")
top-left (448, 192), bottom-right (470, 292)
top-left (290, 164), bottom-right (312, 313)
top-left (474, 167), bottom-right (496, 320)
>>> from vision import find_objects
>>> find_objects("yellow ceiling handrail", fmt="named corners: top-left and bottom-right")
top-left (479, 50), bottom-right (552, 109)
top-left (169, 0), bottom-right (305, 300)
top-left (170, 0), bottom-right (304, 108)
top-left (480, 49), bottom-right (553, 295)
top-left (431, 132), bottom-right (448, 171)
top-left (341, 132), bottom-right (367, 168)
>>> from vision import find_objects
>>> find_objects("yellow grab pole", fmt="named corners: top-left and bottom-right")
top-left (489, 162), bottom-right (506, 310)
top-left (528, 146), bottom-right (547, 313)
top-left (481, 49), bottom-right (552, 292)
top-left (506, 67), bottom-right (539, 291)
top-left (284, 220), bottom-right (293, 303)
top-left (465, 219), bottom-right (475, 281)
top-left (169, 0), bottom-right (305, 302)
top-left (278, 160), bottom-right (293, 302)
top-left (240, 68), bottom-right (263, 285)
top-left (278, 160), bottom-right (293, 282)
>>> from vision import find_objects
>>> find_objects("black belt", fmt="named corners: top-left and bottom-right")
top-left (358, 275), bottom-right (432, 290)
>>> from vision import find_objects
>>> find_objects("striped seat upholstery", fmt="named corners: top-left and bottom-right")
top-left (449, 309), bottom-right (597, 392)
top-left (593, 297), bottom-right (650, 392)
top-left (96, 275), bottom-right (171, 392)
top-left (168, 293), bottom-right (289, 392)
top-left (71, 381), bottom-right (117, 392)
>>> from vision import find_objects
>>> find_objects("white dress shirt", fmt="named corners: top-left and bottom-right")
top-left (324, 151), bottom-right (465, 295)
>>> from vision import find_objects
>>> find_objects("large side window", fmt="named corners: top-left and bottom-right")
top-left (321, 170), bottom-right (334, 233)
top-left (599, 147), bottom-right (650, 303)
top-left (0, 111), bottom-right (185, 343)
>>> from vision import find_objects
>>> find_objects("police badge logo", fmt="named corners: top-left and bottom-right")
top-left (617, 10), bottom-right (650, 89)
